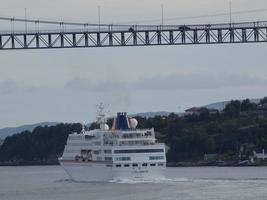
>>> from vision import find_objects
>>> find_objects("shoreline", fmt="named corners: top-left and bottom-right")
top-left (0, 160), bottom-right (59, 166)
top-left (167, 161), bottom-right (267, 167)
top-left (0, 161), bottom-right (266, 167)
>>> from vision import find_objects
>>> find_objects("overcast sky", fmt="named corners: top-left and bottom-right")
top-left (0, 0), bottom-right (267, 128)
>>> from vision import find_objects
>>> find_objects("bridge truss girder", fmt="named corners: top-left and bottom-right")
top-left (0, 27), bottom-right (267, 50)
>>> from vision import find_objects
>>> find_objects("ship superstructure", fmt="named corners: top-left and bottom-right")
top-left (59, 110), bottom-right (166, 181)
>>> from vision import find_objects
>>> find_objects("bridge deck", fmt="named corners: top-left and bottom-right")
top-left (0, 20), bottom-right (267, 50)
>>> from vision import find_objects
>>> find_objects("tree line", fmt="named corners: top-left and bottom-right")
top-left (0, 123), bottom-right (81, 164)
top-left (0, 97), bottom-right (266, 164)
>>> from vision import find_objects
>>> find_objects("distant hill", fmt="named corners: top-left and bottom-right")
top-left (203, 98), bottom-right (261, 111)
top-left (130, 111), bottom-right (171, 118)
top-left (0, 98), bottom-right (263, 139)
top-left (0, 122), bottom-right (59, 139)
top-left (0, 112), bottom-right (173, 139)
top-left (204, 101), bottom-right (231, 111)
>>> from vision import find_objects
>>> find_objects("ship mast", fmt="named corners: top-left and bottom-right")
top-left (96, 103), bottom-right (108, 130)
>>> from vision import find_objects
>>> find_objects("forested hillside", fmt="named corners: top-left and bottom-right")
top-left (0, 123), bottom-right (81, 165)
top-left (0, 97), bottom-right (266, 165)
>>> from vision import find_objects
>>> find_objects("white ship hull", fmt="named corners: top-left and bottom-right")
top-left (60, 161), bottom-right (113, 182)
top-left (60, 161), bottom-right (165, 182)
top-left (113, 166), bottom-right (165, 180)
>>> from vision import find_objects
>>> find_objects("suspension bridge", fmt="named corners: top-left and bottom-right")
top-left (0, 16), bottom-right (267, 50)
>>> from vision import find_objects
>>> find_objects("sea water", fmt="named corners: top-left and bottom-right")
top-left (0, 166), bottom-right (267, 200)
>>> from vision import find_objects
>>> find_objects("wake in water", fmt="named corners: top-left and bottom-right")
top-left (193, 178), bottom-right (267, 184)
top-left (54, 177), bottom-right (267, 184)
top-left (109, 177), bottom-right (267, 184)
top-left (109, 177), bottom-right (190, 184)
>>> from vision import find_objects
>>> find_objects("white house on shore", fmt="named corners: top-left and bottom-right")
top-left (254, 149), bottom-right (266, 160)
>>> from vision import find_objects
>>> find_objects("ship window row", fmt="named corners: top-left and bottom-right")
top-left (115, 157), bottom-right (131, 161)
top-left (67, 143), bottom-right (104, 147)
top-left (114, 149), bottom-right (164, 154)
top-left (119, 141), bottom-right (154, 145)
top-left (67, 149), bottom-right (102, 153)
top-left (104, 157), bottom-right (112, 161)
top-left (85, 135), bottom-right (95, 140)
top-left (104, 150), bottom-right (112, 154)
top-left (149, 156), bottom-right (165, 160)
top-left (83, 134), bottom-right (100, 139)
top-left (122, 131), bottom-right (153, 139)
top-left (104, 142), bottom-right (114, 145)
top-left (93, 150), bottom-right (100, 154)
top-left (93, 142), bottom-right (101, 146)
top-left (115, 163), bottom-right (165, 167)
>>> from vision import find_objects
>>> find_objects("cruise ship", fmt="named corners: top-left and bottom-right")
top-left (59, 109), bottom-right (166, 182)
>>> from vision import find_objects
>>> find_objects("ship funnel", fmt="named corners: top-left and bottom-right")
top-left (112, 112), bottom-right (130, 130)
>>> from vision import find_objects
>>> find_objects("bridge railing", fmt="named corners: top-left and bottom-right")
top-left (1, 21), bottom-right (267, 35)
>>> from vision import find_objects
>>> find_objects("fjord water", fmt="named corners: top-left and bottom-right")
top-left (0, 166), bottom-right (267, 200)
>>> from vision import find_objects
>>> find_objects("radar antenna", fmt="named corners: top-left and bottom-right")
top-left (96, 103), bottom-right (109, 130)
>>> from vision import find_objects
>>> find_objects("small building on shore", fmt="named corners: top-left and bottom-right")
top-left (257, 103), bottom-right (267, 111)
top-left (254, 149), bottom-right (266, 161)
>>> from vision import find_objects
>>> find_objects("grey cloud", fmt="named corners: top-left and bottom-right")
top-left (64, 78), bottom-right (132, 109)
top-left (133, 73), bottom-right (267, 90)
top-left (0, 80), bottom-right (38, 95)
top-left (0, 81), bottom-right (19, 95)
top-left (64, 78), bottom-right (129, 92)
